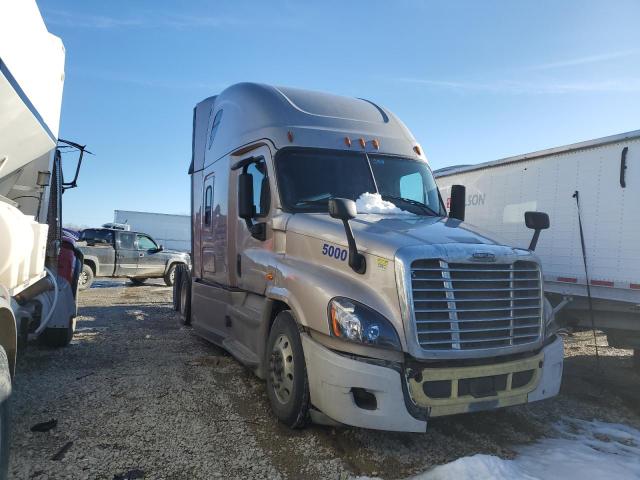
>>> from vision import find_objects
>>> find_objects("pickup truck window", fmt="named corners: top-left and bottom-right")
top-left (81, 229), bottom-right (113, 245)
top-left (136, 235), bottom-right (157, 250)
top-left (275, 149), bottom-right (443, 215)
top-left (118, 232), bottom-right (135, 249)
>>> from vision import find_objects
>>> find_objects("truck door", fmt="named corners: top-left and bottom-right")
top-left (135, 234), bottom-right (165, 277)
top-left (115, 232), bottom-right (138, 277)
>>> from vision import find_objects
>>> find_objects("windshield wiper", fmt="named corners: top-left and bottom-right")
top-left (381, 195), bottom-right (439, 216)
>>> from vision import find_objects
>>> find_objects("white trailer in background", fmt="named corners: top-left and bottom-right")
top-left (435, 130), bottom-right (640, 362)
top-left (113, 210), bottom-right (190, 252)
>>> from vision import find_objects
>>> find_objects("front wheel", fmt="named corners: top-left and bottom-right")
top-left (78, 264), bottom-right (94, 290)
top-left (0, 346), bottom-right (11, 480)
top-left (265, 311), bottom-right (310, 428)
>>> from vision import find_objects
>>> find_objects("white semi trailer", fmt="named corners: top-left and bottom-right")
top-left (435, 130), bottom-right (640, 364)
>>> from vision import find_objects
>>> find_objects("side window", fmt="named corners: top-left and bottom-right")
top-left (118, 232), bottom-right (135, 249)
top-left (136, 235), bottom-right (157, 251)
top-left (247, 160), bottom-right (270, 217)
top-left (208, 109), bottom-right (223, 150)
top-left (204, 184), bottom-right (213, 226)
top-left (399, 172), bottom-right (424, 203)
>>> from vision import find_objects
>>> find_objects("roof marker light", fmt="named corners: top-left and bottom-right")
top-left (413, 145), bottom-right (422, 156)
top-left (359, 138), bottom-right (366, 148)
top-left (372, 139), bottom-right (380, 150)
top-left (287, 131), bottom-right (294, 142)
top-left (344, 137), bottom-right (352, 147)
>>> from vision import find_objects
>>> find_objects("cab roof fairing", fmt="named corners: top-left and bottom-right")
top-left (190, 83), bottom-right (426, 173)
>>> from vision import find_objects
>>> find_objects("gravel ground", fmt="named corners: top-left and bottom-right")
top-left (9, 279), bottom-right (640, 479)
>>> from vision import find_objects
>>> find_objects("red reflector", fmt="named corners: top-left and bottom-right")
top-left (631, 283), bottom-right (640, 290)
top-left (557, 277), bottom-right (577, 283)
top-left (591, 280), bottom-right (614, 287)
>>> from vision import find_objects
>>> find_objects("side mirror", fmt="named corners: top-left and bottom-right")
top-left (449, 184), bottom-right (466, 221)
top-left (329, 198), bottom-right (357, 220)
top-left (157, 244), bottom-right (164, 252)
top-left (328, 198), bottom-right (366, 274)
top-left (238, 172), bottom-right (254, 220)
top-left (524, 211), bottom-right (550, 251)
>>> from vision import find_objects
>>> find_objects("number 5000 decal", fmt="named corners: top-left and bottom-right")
top-left (321, 243), bottom-right (348, 261)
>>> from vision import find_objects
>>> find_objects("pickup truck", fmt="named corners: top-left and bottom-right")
top-left (77, 228), bottom-right (190, 289)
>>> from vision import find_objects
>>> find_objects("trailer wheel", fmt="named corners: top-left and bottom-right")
top-left (177, 265), bottom-right (191, 326)
top-left (164, 264), bottom-right (179, 287)
top-left (265, 311), bottom-right (310, 429)
top-left (0, 346), bottom-right (11, 479)
top-left (130, 278), bottom-right (147, 286)
top-left (78, 264), bottom-right (94, 290)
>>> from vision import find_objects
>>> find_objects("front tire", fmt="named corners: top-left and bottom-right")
top-left (265, 311), bottom-right (310, 429)
top-left (176, 264), bottom-right (191, 326)
top-left (78, 264), bottom-right (94, 290)
top-left (0, 346), bottom-right (11, 480)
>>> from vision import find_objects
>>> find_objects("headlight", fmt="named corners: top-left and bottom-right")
top-left (328, 297), bottom-right (401, 350)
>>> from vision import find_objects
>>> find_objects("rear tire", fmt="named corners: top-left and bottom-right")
top-left (172, 267), bottom-right (183, 311)
top-left (40, 317), bottom-right (74, 348)
top-left (130, 278), bottom-right (147, 286)
top-left (176, 265), bottom-right (191, 326)
top-left (265, 311), bottom-right (310, 429)
top-left (78, 264), bottom-right (94, 290)
top-left (164, 264), bottom-right (178, 287)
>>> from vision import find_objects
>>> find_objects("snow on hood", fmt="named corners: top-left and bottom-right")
top-left (356, 418), bottom-right (640, 480)
top-left (355, 193), bottom-right (415, 216)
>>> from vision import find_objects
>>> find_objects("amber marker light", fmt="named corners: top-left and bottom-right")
top-left (265, 273), bottom-right (274, 281)
top-left (344, 136), bottom-right (352, 147)
top-left (330, 303), bottom-right (342, 337)
top-left (359, 138), bottom-right (366, 148)
top-left (413, 145), bottom-right (422, 156)
top-left (372, 139), bottom-right (380, 150)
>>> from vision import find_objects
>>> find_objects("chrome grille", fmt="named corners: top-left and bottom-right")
top-left (411, 260), bottom-right (542, 351)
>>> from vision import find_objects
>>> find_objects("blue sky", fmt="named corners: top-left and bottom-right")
top-left (39, 0), bottom-right (640, 227)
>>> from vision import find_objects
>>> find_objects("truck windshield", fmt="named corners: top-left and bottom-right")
top-left (275, 149), bottom-right (444, 215)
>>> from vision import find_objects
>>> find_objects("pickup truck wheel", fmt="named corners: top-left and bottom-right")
top-left (130, 278), bottom-right (147, 286)
top-left (0, 346), bottom-right (11, 480)
top-left (164, 264), bottom-right (178, 287)
top-left (266, 311), bottom-right (310, 429)
top-left (78, 264), bottom-right (94, 290)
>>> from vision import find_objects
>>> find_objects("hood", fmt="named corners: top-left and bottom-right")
top-left (286, 213), bottom-right (517, 259)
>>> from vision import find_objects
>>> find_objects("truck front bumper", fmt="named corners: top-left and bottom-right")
top-left (302, 334), bottom-right (563, 432)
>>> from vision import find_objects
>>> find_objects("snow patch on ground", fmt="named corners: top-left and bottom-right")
top-left (355, 192), bottom-right (415, 215)
top-left (356, 418), bottom-right (640, 480)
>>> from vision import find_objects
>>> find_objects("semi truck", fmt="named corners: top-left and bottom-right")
top-left (1, 1), bottom-right (84, 475)
top-left (173, 83), bottom-right (564, 432)
top-left (435, 130), bottom-right (640, 365)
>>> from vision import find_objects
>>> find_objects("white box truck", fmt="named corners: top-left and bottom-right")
top-left (435, 130), bottom-right (640, 365)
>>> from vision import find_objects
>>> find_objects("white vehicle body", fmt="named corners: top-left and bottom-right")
top-left (435, 130), bottom-right (640, 351)
top-left (113, 210), bottom-right (190, 252)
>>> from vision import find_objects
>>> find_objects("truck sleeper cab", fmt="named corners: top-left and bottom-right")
top-left (178, 83), bottom-right (564, 432)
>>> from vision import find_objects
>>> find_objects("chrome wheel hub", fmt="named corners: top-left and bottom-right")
top-left (269, 334), bottom-right (294, 405)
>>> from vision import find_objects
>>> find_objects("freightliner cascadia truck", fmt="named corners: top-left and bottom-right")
top-left (173, 83), bottom-right (563, 432)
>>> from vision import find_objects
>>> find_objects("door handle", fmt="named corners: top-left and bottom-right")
top-left (139, 253), bottom-right (144, 257)
top-left (620, 146), bottom-right (628, 188)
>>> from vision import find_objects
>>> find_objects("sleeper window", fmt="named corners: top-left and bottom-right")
top-left (204, 185), bottom-right (212, 225)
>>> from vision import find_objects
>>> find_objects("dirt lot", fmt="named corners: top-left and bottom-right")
top-left (9, 280), bottom-right (640, 479)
